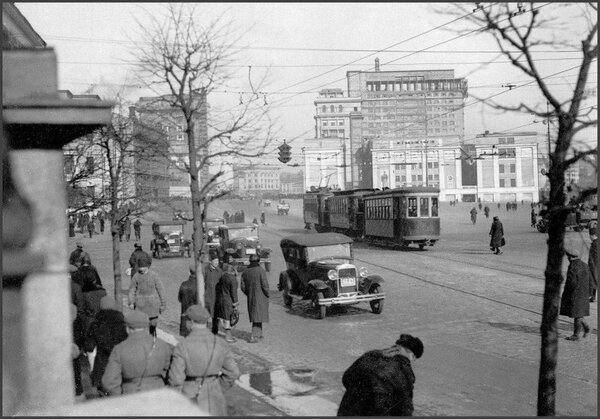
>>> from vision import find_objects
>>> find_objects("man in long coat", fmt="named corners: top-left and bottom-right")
top-left (203, 256), bottom-right (223, 332)
top-left (337, 334), bottom-right (424, 416)
top-left (489, 216), bottom-right (504, 255)
top-left (101, 310), bottom-right (172, 395)
top-left (588, 227), bottom-right (598, 302)
top-left (128, 258), bottom-right (167, 337)
top-left (168, 305), bottom-right (240, 416)
top-left (561, 247), bottom-right (591, 341)
top-left (178, 263), bottom-right (198, 337)
top-left (214, 263), bottom-right (239, 342)
top-left (129, 242), bottom-right (152, 278)
top-left (241, 254), bottom-right (269, 343)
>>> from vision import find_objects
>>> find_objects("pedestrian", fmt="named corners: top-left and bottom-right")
top-left (203, 256), bottom-right (223, 333)
top-left (118, 219), bottom-right (125, 242)
top-left (484, 205), bottom-right (490, 219)
top-left (497, 202), bottom-right (501, 209)
top-left (214, 263), bottom-right (239, 343)
top-left (260, 211), bottom-right (266, 226)
top-left (252, 217), bottom-right (259, 226)
top-left (469, 207), bottom-right (477, 225)
top-left (124, 217), bottom-right (132, 242)
top-left (99, 216), bottom-right (105, 234)
top-left (531, 208), bottom-right (537, 228)
top-left (489, 216), bottom-right (505, 255)
top-left (69, 240), bottom-right (85, 267)
top-left (240, 254), bottom-right (269, 343)
top-left (478, 202), bottom-right (482, 211)
top-left (337, 333), bottom-right (424, 416)
top-left (70, 303), bottom-right (86, 402)
top-left (589, 227), bottom-right (598, 302)
top-left (87, 219), bottom-right (95, 238)
top-left (79, 254), bottom-right (108, 340)
top-left (69, 215), bottom-right (76, 238)
top-left (101, 310), bottom-right (172, 396)
top-left (133, 218), bottom-right (142, 241)
top-left (178, 263), bottom-right (198, 337)
top-left (129, 242), bottom-right (152, 279)
top-left (84, 296), bottom-right (128, 396)
top-left (168, 305), bottom-right (240, 416)
top-left (240, 210), bottom-right (245, 223)
top-left (128, 257), bottom-right (167, 337)
top-left (506, 202), bottom-right (510, 212)
top-left (73, 252), bottom-right (103, 289)
top-left (561, 247), bottom-right (591, 341)
top-left (70, 265), bottom-right (85, 349)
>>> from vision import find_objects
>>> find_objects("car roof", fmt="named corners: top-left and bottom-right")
top-left (280, 232), bottom-right (353, 247)
top-left (204, 217), bottom-right (225, 223)
top-left (153, 220), bottom-right (186, 226)
top-left (220, 223), bottom-right (256, 229)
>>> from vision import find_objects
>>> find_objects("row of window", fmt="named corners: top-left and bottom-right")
top-left (322, 130), bottom-right (345, 138)
top-left (366, 80), bottom-right (463, 93)
top-left (365, 196), bottom-right (439, 219)
top-left (322, 119), bottom-right (345, 126)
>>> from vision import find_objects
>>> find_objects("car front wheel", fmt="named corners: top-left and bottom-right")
top-left (369, 284), bottom-right (384, 314)
top-left (312, 291), bottom-right (326, 319)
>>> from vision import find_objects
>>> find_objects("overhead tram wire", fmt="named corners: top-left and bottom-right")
top-left (265, 3), bottom-right (552, 110)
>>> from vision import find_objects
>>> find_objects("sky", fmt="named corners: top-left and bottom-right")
top-left (16, 2), bottom-right (597, 162)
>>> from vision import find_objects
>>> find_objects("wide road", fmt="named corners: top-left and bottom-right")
top-left (77, 199), bottom-right (597, 416)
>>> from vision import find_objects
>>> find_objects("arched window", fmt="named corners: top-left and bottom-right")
top-left (338, 105), bottom-right (343, 112)
top-left (322, 105), bottom-right (326, 113)
top-left (330, 105), bottom-right (335, 113)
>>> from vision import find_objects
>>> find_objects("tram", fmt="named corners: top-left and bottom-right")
top-left (303, 187), bottom-right (440, 249)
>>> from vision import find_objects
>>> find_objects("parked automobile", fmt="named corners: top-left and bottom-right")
top-left (150, 220), bottom-right (191, 258)
top-left (277, 232), bottom-right (385, 319)
top-left (203, 217), bottom-right (226, 259)
top-left (277, 200), bottom-right (290, 215)
top-left (219, 223), bottom-right (272, 272)
top-left (263, 199), bottom-right (272, 207)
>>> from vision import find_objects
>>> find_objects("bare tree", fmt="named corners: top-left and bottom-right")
top-left (437, 3), bottom-right (597, 415)
top-left (132, 3), bottom-right (274, 307)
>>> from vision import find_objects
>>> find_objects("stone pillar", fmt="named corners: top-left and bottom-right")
top-left (10, 149), bottom-right (73, 412)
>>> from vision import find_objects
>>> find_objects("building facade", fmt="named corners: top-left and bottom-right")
top-left (233, 164), bottom-right (282, 194)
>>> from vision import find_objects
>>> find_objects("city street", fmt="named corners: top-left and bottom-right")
top-left (71, 199), bottom-right (597, 416)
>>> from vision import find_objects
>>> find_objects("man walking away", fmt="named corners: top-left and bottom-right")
top-left (260, 211), bottom-right (266, 226)
top-left (178, 263), bottom-right (198, 337)
top-left (124, 217), bottom-right (132, 242)
top-left (214, 263), bottom-right (239, 342)
top-left (203, 256), bottom-right (223, 334)
top-left (470, 207), bottom-right (477, 225)
top-left (128, 257), bottom-right (167, 337)
top-left (69, 241), bottom-right (84, 267)
top-left (133, 218), bottom-right (142, 241)
top-left (489, 216), bottom-right (505, 255)
top-left (561, 247), bottom-right (591, 341)
top-left (337, 334), bottom-right (424, 416)
top-left (588, 227), bottom-right (598, 302)
top-left (484, 205), bottom-right (490, 219)
top-left (168, 305), bottom-right (240, 415)
top-left (241, 254), bottom-right (270, 343)
top-left (101, 310), bottom-right (172, 395)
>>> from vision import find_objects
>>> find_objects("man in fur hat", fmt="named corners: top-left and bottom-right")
top-left (337, 334), bottom-right (424, 416)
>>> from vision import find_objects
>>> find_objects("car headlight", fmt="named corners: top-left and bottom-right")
top-left (328, 269), bottom-right (339, 280)
top-left (236, 243), bottom-right (243, 250)
top-left (359, 267), bottom-right (368, 278)
top-left (256, 244), bottom-right (262, 249)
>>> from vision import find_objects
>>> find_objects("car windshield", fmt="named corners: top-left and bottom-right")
top-left (229, 226), bottom-right (258, 239)
top-left (306, 243), bottom-right (351, 262)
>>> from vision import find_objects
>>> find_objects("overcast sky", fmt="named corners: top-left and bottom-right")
top-left (16, 2), bottom-right (597, 156)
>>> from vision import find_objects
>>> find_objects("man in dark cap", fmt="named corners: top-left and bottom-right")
top-left (129, 242), bottom-right (152, 279)
top-left (69, 241), bottom-right (84, 267)
top-left (561, 246), bottom-right (591, 341)
top-left (241, 254), bottom-right (269, 343)
top-left (168, 305), bottom-right (240, 415)
top-left (203, 256), bottom-right (223, 332)
top-left (489, 215), bottom-right (505, 255)
top-left (101, 310), bottom-right (172, 395)
top-left (588, 226), bottom-right (597, 302)
top-left (178, 263), bottom-right (198, 336)
top-left (128, 255), bottom-right (166, 337)
top-left (337, 334), bottom-right (424, 416)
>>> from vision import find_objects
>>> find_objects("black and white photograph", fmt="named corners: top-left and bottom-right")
top-left (3, 2), bottom-right (597, 416)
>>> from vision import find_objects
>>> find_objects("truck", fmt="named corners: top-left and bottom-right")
top-left (277, 200), bottom-right (290, 215)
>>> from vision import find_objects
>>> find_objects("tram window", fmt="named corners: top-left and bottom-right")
top-left (408, 197), bottom-right (418, 217)
top-left (420, 198), bottom-right (429, 217)
top-left (431, 198), bottom-right (439, 217)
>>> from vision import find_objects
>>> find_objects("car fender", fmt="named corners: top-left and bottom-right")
top-left (308, 279), bottom-right (328, 291)
top-left (278, 271), bottom-right (291, 291)
top-left (359, 275), bottom-right (384, 294)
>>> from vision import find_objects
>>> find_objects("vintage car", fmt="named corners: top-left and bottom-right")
top-left (203, 217), bottom-right (226, 260)
top-left (277, 233), bottom-right (385, 319)
top-left (263, 199), bottom-right (272, 207)
top-left (277, 200), bottom-right (290, 215)
top-left (150, 220), bottom-right (191, 258)
top-left (219, 223), bottom-right (272, 272)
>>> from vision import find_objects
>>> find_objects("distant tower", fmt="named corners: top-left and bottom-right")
top-left (375, 57), bottom-right (380, 72)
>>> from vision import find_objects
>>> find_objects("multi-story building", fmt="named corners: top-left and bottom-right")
top-left (280, 170), bottom-right (304, 195)
top-left (133, 94), bottom-right (208, 198)
top-left (313, 60), bottom-right (468, 189)
top-left (233, 164), bottom-right (281, 194)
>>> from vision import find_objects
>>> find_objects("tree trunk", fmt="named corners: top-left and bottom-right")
top-left (111, 212), bottom-right (123, 312)
top-left (537, 134), bottom-right (569, 416)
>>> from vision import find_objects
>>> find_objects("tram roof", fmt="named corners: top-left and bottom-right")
top-left (281, 232), bottom-right (353, 247)
top-left (364, 186), bottom-right (440, 197)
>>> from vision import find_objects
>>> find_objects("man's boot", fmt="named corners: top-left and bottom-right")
top-left (225, 329), bottom-right (236, 343)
